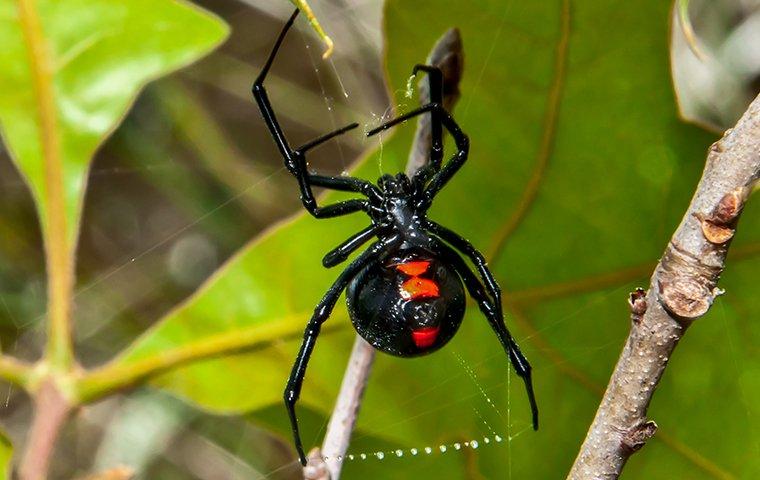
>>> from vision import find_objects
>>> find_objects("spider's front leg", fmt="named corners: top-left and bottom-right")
top-left (430, 239), bottom-right (539, 430)
top-left (366, 102), bottom-right (469, 206)
top-left (252, 9), bottom-right (381, 219)
top-left (322, 225), bottom-right (379, 268)
top-left (284, 236), bottom-right (399, 465)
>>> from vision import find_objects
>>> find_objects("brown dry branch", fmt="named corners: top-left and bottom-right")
top-left (567, 93), bottom-right (760, 479)
top-left (303, 28), bottom-right (464, 480)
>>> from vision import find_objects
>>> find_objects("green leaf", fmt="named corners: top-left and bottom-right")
top-left (0, 0), bottom-right (228, 245)
top-left (0, 427), bottom-right (11, 480)
top-left (105, 0), bottom-right (759, 478)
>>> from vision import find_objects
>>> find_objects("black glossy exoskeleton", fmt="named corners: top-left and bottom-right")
top-left (347, 249), bottom-right (466, 357)
top-left (252, 10), bottom-right (538, 465)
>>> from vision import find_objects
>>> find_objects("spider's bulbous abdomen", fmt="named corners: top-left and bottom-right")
top-left (346, 249), bottom-right (465, 357)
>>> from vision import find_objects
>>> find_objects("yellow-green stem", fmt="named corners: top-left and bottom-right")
top-left (76, 317), bottom-right (343, 403)
top-left (17, 0), bottom-right (75, 370)
top-left (290, 0), bottom-right (334, 58)
top-left (0, 356), bottom-right (34, 389)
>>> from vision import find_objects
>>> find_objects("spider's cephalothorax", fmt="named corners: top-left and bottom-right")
top-left (253, 9), bottom-right (538, 466)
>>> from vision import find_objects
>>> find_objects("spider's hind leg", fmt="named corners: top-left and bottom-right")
top-left (430, 239), bottom-right (539, 430)
top-left (423, 219), bottom-right (502, 316)
top-left (284, 237), bottom-right (398, 464)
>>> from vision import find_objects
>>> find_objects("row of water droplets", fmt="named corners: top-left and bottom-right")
top-left (321, 350), bottom-right (532, 464)
top-left (324, 433), bottom-right (504, 463)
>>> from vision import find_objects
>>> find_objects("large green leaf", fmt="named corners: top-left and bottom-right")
top-left (109, 0), bottom-right (758, 478)
top-left (0, 0), bottom-right (228, 244)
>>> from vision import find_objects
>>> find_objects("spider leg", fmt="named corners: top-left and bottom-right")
top-left (252, 9), bottom-right (379, 216)
top-left (285, 236), bottom-right (400, 465)
top-left (430, 239), bottom-right (539, 430)
top-left (294, 124), bottom-right (381, 202)
top-left (296, 127), bottom-right (382, 201)
top-left (422, 220), bottom-right (502, 316)
top-left (420, 110), bottom-right (468, 205)
top-left (252, 9), bottom-right (299, 165)
top-left (366, 103), bottom-right (445, 137)
top-left (296, 122), bottom-right (359, 153)
top-left (322, 225), bottom-right (379, 268)
top-left (310, 175), bottom-right (382, 201)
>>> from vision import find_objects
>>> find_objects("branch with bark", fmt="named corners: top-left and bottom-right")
top-left (303, 28), bottom-right (464, 480)
top-left (567, 93), bottom-right (760, 479)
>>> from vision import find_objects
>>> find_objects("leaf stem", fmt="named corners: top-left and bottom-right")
top-left (0, 356), bottom-right (34, 389)
top-left (76, 315), bottom-right (338, 403)
top-left (290, 0), bottom-right (334, 58)
top-left (17, 0), bottom-right (75, 370)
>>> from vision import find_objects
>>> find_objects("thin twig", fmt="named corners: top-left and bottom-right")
top-left (304, 336), bottom-right (374, 480)
top-left (303, 28), bottom-right (464, 480)
top-left (567, 93), bottom-right (760, 479)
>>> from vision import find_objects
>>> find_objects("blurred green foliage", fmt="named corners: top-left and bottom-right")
top-left (0, 0), bottom-right (227, 476)
top-left (0, 429), bottom-right (10, 479)
top-left (0, 0), bottom-right (228, 243)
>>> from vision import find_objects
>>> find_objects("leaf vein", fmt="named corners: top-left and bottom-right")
top-left (486, 0), bottom-right (571, 262)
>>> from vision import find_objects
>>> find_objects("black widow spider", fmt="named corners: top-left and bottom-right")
top-left (252, 10), bottom-right (538, 465)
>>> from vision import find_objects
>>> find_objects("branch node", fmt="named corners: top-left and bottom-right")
top-left (628, 288), bottom-right (647, 323)
top-left (304, 448), bottom-right (330, 480)
top-left (712, 187), bottom-right (746, 224)
top-left (695, 186), bottom-right (749, 244)
top-left (656, 243), bottom-right (722, 320)
top-left (709, 138), bottom-right (725, 154)
top-left (656, 277), bottom-right (713, 320)
top-left (698, 218), bottom-right (735, 244)
top-left (621, 420), bottom-right (658, 453)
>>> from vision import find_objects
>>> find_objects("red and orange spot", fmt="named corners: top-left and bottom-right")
top-left (395, 260), bottom-right (430, 276)
top-left (395, 260), bottom-right (440, 300)
top-left (400, 277), bottom-right (439, 300)
top-left (395, 260), bottom-right (442, 348)
top-left (411, 326), bottom-right (440, 348)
